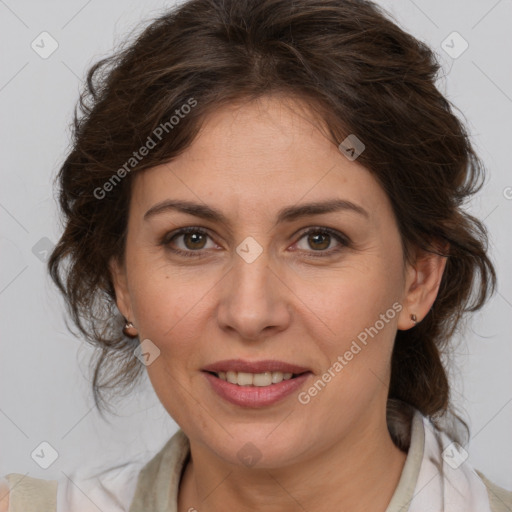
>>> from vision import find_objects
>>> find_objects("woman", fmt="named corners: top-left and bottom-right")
top-left (2, 0), bottom-right (510, 510)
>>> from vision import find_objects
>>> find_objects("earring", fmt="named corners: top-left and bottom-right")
top-left (410, 314), bottom-right (418, 325)
top-left (123, 320), bottom-right (138, 338)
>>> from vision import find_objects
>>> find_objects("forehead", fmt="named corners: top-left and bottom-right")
top-left (130, 95), bottom-right (391, 226)
top-left (173, 95), bottom-right (336, 177)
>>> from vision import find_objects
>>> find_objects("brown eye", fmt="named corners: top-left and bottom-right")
top-left (182, 231), bottom-right (207, 250)
top-left (306, 232), bottom-right (331, 250)
top-left (294, 227), bottom-right (349, 257)
top-left (162, 227), bottom-right (216, 257)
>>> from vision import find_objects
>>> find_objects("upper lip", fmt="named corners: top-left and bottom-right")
top-left (202, 359), bottom-right (311, 374)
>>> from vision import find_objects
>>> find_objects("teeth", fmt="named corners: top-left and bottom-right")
top-left (216, 371), bottom-right (294, 386)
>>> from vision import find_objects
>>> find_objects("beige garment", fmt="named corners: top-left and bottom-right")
top-left (4, 410), bottom-right (512, 511)
top-left (2, 473), bottom-right (57, 512)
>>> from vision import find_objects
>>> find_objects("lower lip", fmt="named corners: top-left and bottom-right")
top-left (203, 371), bottom-right (312, 408)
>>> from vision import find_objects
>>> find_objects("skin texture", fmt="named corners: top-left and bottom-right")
top-left (111, 94), bottom-right (447, 512)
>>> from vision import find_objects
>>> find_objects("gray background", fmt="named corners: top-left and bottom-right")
top-left (1, 0), bottom-right (511, 491)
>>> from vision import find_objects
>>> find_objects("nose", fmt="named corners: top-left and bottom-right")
top-left (216, 250), bottom-right (292, 341)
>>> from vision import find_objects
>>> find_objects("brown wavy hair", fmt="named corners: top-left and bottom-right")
top-left (48, 0), bottom-right (496, 437)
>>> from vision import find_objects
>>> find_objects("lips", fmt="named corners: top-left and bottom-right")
top-left (202, 359), bottom-right (311, 375)
top-left (202, 359), bottom-right (313, 407)
top-left (203, 370), bottom-right (312, 407)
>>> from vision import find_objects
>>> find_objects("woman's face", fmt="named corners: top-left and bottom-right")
top-left (112, 95), bottom-right (441, 467)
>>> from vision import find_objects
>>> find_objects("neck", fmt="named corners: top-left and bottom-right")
top-left (178, 406), bottom-right (408, 512)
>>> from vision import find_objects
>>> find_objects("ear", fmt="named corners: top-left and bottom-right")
top-left (109, 256), bottom-right (134, 323)
top-left (397, 244), bottom-right (448, 330)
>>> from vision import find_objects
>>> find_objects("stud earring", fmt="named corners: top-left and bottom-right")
top-left (410, 314), bottom-right (418, 325)
top-left (123, 320), bottom-right (138, 338)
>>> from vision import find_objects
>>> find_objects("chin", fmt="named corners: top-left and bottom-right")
top-left (210, 426), bottom-right (308, 469)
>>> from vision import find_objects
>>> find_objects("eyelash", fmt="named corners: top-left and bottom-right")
top-left (160, 226), bottom-right (349, 259)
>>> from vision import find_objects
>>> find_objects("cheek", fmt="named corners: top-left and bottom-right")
top-left (126, 248), bottom-right (213, 340)
top-left (128, 272), bottom-right (204, 409)
top-left (296, 271), bottom-right (400, 420)
top-left (294, 258), bottom-right (402, 339)
top-left (292, 258), bottom-right (403, 402)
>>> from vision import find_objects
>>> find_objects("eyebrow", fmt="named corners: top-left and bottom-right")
top-left (143, 198), bottom-right (369, 225)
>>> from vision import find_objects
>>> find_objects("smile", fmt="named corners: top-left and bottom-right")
top-left (208, 370), bottom-right (300, 386)
top-left (203, 370), bottom-right (312, 407)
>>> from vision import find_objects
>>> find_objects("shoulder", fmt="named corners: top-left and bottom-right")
top-left (2, 461), bottom-right (145, 512)
top-left (1, 430), bottom-right (189, 512)
top-left (2, 473), bottom-right (57, 511)
top-left (476, 470), bottom-right (512, 512)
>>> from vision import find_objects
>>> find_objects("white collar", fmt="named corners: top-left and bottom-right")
top-left (391, 408), bottom-right (492, 512)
